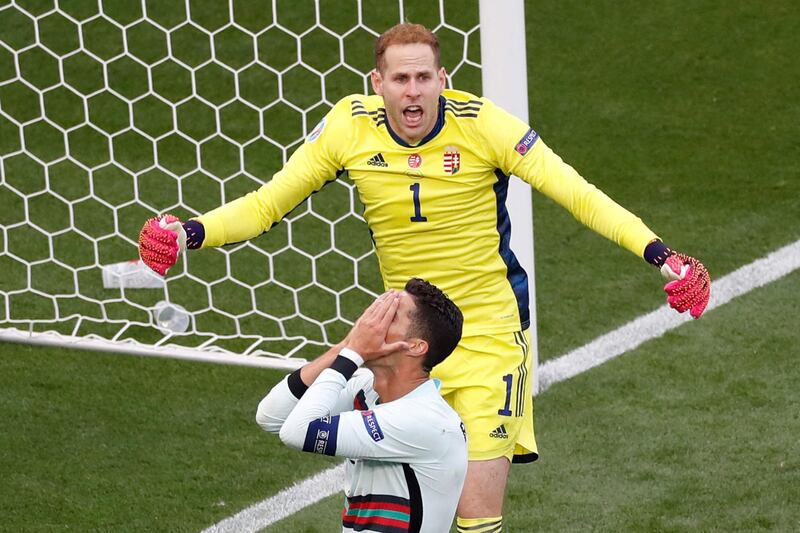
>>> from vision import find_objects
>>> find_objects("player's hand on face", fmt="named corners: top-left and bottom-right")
top-left (346, 290), bottom-right (410, 361)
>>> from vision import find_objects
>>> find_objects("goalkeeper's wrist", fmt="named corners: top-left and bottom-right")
top-left (643, 239), bottom-right (673, 267)
top-left (183, 220), bottom-right (205, 249)
top-left (330, 348), bottom-right (363, 380)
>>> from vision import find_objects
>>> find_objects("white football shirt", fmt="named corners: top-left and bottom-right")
top-left (257, 365), bottom-right (467, 533)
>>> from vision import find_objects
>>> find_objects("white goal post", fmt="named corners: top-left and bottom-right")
top-left (0, 0), bottom-right (536, 377)
top-left (479, 0), bottom-right (538, 392)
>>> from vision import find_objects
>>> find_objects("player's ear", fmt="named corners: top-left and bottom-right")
top-left (406, 338), bottom-right (428, 358)
top-left (437, 67), bottom-right (446, 92)
top-left (371, 69), bottom-right (383, 96)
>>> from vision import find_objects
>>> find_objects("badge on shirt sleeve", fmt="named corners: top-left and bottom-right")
top-left (361, 410), bottom-right (385, 442)
top-left (303, 414), bottom-right (340, 456)
top-left (305, 117), bottom-right (326, 143)
top-left (514, 128), bottom-right (539, 156)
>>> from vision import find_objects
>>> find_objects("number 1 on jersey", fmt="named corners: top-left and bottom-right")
top-left (409, 183), bottom-right (427, 222)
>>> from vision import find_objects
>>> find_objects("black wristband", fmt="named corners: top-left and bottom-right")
top-left (286, 368), bottom-right (308, 399)
top-left (643, 240), bottom-right (673, 267)
top-left (330, 355), bottom-right (358, 381)
top-left (183, 219), bottom-right (205, 249)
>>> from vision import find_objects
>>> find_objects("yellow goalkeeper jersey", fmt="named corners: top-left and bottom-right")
top-left (198, 89), bottom-right (658, 336)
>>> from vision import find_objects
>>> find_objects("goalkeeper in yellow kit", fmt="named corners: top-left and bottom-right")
top-left (139, 23), bottom-right (710, 532)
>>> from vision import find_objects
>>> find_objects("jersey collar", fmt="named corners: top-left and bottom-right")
top-left (405, 378), bottom-right (439, 399)
top-left (384, 95), bottom-right (446, 148)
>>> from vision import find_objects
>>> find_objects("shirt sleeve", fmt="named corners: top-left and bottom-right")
top-left (477, 98), bottom-right (659, 258)
top-left (196, 98), bottom-right (352, 247)
top-left (255, 370), bottom-right (370, 435)
top-left (279, 369), bottom-right (440, 462)
top-left (255, 377), bottom-right (299, 434)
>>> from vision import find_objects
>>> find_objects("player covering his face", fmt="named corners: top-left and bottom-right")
top-left (257, 279), bottom-right (467, 532)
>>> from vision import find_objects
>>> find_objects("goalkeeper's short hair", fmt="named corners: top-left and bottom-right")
top-left (404, 278), bottom-right (463, 372)
top-left (374, 22), bottom-right (441, 73)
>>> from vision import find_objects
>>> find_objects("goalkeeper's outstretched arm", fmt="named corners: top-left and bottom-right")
top-left (138, 100), bottom-right (349, 275)
top-left (137, 169), bottom-right (331, 275)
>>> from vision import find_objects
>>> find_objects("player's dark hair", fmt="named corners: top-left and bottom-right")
top-left (374, 23), bottom-right (441, 73)
top-left (404, 278), bottom-right (463, 372)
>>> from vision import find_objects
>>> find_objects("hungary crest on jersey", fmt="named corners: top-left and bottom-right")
top-left (443, 150), bottom-right (461, 175)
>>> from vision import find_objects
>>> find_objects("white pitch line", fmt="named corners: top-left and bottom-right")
top-left (538, 238), bottom-right (800, 391)
top-left (201, 238), bottom-right (800, 533)
top-left (202, 463), bottom-right (346, 533)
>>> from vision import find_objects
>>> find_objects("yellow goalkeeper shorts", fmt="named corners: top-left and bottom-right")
top-left (432, 329), bottom-right (538, 463)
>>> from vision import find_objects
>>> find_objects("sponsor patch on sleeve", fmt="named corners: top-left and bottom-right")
top-left (302, 414), bottom-right (340, 455)
top-left (514, 128), bottom-right (539, 156)
top-left (305, 117), bottom-right (326, 143)
top-left (360, 410), bottom-right (385, 442)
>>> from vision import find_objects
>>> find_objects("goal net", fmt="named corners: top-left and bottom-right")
top-left (0, 0), bottom-right (533, 369)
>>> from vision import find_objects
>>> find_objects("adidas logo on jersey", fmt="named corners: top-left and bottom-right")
top-left (489, 424), bottom-right (509, 439)
top-left (367, 153), bottom-right (389, 167)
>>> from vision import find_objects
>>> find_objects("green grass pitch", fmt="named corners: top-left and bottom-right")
top-left (1, 0), bottom-right (799, 531)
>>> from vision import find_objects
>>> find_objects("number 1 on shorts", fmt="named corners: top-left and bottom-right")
top-left (498, 373), bottom-right (513, 416)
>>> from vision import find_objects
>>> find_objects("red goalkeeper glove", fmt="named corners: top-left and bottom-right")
top-left (138, 214), bottom-right (187, 276)
top-left (661, 253), bottom-right (711, 319)
top-left (645, 241), bottom-right (711, 319)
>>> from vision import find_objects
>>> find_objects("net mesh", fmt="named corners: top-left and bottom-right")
top-left (0, 0), bottom-right (482, 361)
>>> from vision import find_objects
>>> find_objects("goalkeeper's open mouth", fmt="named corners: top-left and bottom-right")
top-left (403, 105), bottom-right (424, 128)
